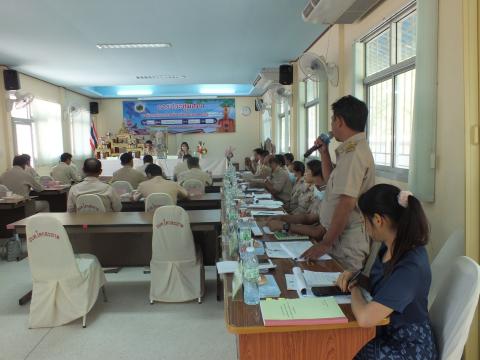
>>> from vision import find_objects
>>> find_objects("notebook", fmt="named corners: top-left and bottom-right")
top-left (259, 297), bottom-right (348, 326)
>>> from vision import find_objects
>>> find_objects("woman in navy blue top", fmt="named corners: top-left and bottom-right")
top-left (337, 184), bottom-right (438, 359)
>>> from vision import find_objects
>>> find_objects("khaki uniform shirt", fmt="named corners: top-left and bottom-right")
top-left (269, 167), bottom-right (292, 205)
top-left (173, 162), bottom-right (189, 180)
top-left (51, 162), bottom-right (82, 184)
top-left (254, 163), bottom-right (271, 179)
top-left (178, 168), bottom-right (213, 186)
top-left (0, 166), bottom-right (44, 197)
top-left (67, 177), bottom-right (122, 212)
top-left (135, 163), bottom-right (153, 175)
top-left (25, 165), bottom-right (40, 181)
top-left (291, 182), bottom-right (316, 215)
top-left (319, 132), bottom-right (375, 271)
top-left (136, 176), bottom-right (188, 204)
top-left (111, 166), bottom-right (146, 189)
top-left (144, 147), bottom-right (156, 156)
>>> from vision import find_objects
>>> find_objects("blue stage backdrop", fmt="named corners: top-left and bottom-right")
top-left (123, 99), bottom-right (236, 134)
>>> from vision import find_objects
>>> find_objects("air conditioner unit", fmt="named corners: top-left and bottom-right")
top-left (302, 0), bottom-right (383, 24)
top-left (250, 68), bottom-right (279, 96)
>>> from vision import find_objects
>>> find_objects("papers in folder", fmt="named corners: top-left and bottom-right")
top-left (250, 210), bottom-right (285, 216)
top-left (265, 241), bottom-right (332, 261)
top-left (285, 267), bottom-right (340, 295)
top-left (260, 297), bottom-right (347, 326)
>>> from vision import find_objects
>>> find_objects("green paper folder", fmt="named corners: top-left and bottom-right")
top-left (260, 297), bottom-right (348, 326)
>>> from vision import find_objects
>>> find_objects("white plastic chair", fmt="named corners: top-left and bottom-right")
top-left (182, 179), bottom-right (205, 195)
top-left (26, 214), bottom-right (107, 328)
top-left (0, 184), bottom-right (9, 193)
top-left (111, 181), bottom-right (134, 195)
top-left (429, 229), bottom-right (465, 308)
top-left (150, 205), bottom-right (204, 303)
top-left (145, 192), bottom-right (174, 212)
top-left (39, 175), bottom-right (54, 186)
top-left (76, 194), bottom-right (106, 213)
top-left (429, 256), bottom-right (480, 360)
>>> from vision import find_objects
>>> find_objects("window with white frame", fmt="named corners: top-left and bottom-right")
top-left (262, 108), bottom-right (272, 142)
top-left (12, 99), bottom-right (63, 168)
top-left (304, 79), bottom-right (320, 149)
top-left (364, 6), bottom-right (416, 178)
top-left (70, 108), bottom-right (92, 159)
top-left (277, 101), bottom-right (290, 153)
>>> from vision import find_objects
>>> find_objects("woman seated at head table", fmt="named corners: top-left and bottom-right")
top-left (335, 184), bottom-right (438, 359)
top-left (177, 142), bottom-right (191, 159)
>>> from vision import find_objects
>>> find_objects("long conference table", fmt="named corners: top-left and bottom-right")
top-left (221, 187), bottom-right (388, 360)
top-left (8, 210), bottom-right (221, 267)
top-left (100, 157), bottom-right (228, 177)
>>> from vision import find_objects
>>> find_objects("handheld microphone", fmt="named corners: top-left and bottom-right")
top-left (303, 132), bottom-right (333, 158)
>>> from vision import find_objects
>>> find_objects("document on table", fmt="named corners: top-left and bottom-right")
top-left (216, 261), bottom-right (239, 274)
top-left (250, 210), bottom-right (286, 216)
top-left (265, 241), bottom-right (332, 261)
top-left (253, 194), bottom-right (272, 200)
top-left (260, 297), bottom-right (348, 326)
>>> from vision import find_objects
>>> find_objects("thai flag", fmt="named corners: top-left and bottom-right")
top-left (90, 120), bottom-right (98, 152)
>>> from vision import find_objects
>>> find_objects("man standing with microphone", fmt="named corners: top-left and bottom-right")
top-left (268, 95), bottom-right (375, 271)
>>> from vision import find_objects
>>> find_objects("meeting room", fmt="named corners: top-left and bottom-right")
top-left (0, 0), bottom-right (479, 359)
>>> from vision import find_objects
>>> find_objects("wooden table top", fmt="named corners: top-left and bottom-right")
top-left (0, 197), bottom-right (29, 209)
top-left (31, 186), bottom-right (70, 195)
top-left (123, 192), bottom-right (221, 203)
top-left (8, 209), bottom-right (221, 231)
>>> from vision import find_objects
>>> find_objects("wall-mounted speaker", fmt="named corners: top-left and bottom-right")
top-left (3, 69), bottom-right (20, 91)
top-left (255, 99), bottom-right (263, 111)
top-left (90, 102), bottom-right (99, 114)
top-left (279, 64), bottom-right (293, 85)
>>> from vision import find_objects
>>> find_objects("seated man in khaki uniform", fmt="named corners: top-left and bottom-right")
top-left (177, 157), bottom-right (213, 186)
top-left (268, 95), bottom-right (375, 271)
top-left (67, 158), bottom-right (122, 212)
top-left (0, 155), bottom-right (49, 214)
top-left (133, 164), bottom-right (188, 203)
top-left (173, 154), bottom-right (192, 181)
top-left (251, 150), bottom-right (271, 179)
top-left (135, 155), bottom-right (154, 175)
top-left (51, 152), bottom-right (82, 184)
top-left (245, 148), bottom-right (263, 173)
top-left (111, 152), bottom-right (146, 189)
top-left (263, 155), bottom-right (293, 207)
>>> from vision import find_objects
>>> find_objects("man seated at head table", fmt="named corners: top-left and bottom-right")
top-left (0, 155), bottom-right (49, 214)
top-left (111, 152), bottom-right (146, 189)
top-left (262, 154), bottom-right (292, 207)
top-left (177, 156), bottom-right (213, 186)
top-left (244, 147), bottom-right (263, 174)
top-left (132, 164), bottom-right (188, 203)
top-left (135, 155), bottom-right (154, 175)
top-left (267, 95), bottom-right (375, 272)
top-left (144, 140), bottom-right (156, 156)
top-left (173, 154), bottom-right (192, 181)
top-left (50, 152), bottom-right (82, 184)
top-left (67, 158), bottom-right (122, 212)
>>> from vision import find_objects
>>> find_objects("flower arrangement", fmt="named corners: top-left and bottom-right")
top-left (197, 141), bottom-right (207, 155)
top-left (225, 146), bottom-right (235, 160)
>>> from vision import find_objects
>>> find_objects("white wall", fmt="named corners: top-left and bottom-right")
top-left (281, 0), bottom-right (465, 259)
top-left (96, 97), bottom-right (261, 167)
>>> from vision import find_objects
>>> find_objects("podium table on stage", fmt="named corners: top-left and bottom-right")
top-left (100, 156), bottom-right (227, 178)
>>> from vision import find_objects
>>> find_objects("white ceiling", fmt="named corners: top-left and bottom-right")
top-left (0, 0), bottom-right (326, 97)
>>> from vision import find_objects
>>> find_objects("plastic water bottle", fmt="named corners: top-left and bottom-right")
top-left (238, 219), bottom-right (252, 260)
top-left (243, 247), bottom-right (260, 305)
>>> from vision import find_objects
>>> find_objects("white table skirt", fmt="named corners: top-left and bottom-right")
top-left (100, 157), bottom-right (227, 177)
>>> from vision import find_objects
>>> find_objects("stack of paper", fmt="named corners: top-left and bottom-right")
top-left (265, 241), bottom-right (332, 261)
top-left (285, 267), bottom-right (340, 295)
top-left (250, 210), bottom-right (286, 216)
top-left (253, 194), bottom-right (272, 200)
top-left (260, 297), bottom-right (348, 326)
top-left (259, 275), bottom-right (281, 298)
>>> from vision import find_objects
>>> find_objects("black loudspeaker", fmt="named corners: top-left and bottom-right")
top-left (255, 99), bottom-right (263, 111)
top-left (279, 64), bottom-right (293, 85)
top-left (3, 69), bottom-right (20, 91)
top-left (90, 102), bottom-right (99, 114)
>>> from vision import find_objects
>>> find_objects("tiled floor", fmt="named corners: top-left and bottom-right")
top-left (0, 259), bottom-right (236, 360)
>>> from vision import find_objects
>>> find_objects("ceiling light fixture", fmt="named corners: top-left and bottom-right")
top-left (96, 43), bottom-right (171, 49)
top-left (117, 89), bottom-right (153, 96)
top-left (199, 87), bottom-right (235, 95)
top-left (136, 75), bottom-right (186, 80)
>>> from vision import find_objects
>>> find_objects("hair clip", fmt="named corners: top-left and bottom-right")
top-left (397, 190), bottom-right (413, 208)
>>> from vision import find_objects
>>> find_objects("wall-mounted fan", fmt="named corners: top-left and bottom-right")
top-left (6, 91), bottom-right (35, 112)
top-left (299, 52), bottom-right (339, 87)
top-left (269, 84), bottom-right (292, 105)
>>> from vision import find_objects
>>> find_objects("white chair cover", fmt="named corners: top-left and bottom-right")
top-left (145, 192), bottom-right (174, 212)
top-left (428, 229), bottom-right (465, 308)
top-left (150, 206), bottom-right (204, 302)
top-left (76, 194), bottom-right (106, 213)
top-left (0, 184), bottom-right (9, 192)
top-left (111, 181), bottom-right (133, 195)
top-left (26, 214), bottom-right (106, 328)
top-left (182, 179), bottom-right (205, 195)
top-left (429, 256), bottom-right (480, 360)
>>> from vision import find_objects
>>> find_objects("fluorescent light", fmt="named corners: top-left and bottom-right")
top-left (136, 75), bottom-right (186, 80)
top-left (199, 87), bottom-right (235, 95)
top-left (96, 43), bottom-right (171, 49)
top-left (117, 89), bottom-right (153, 96)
